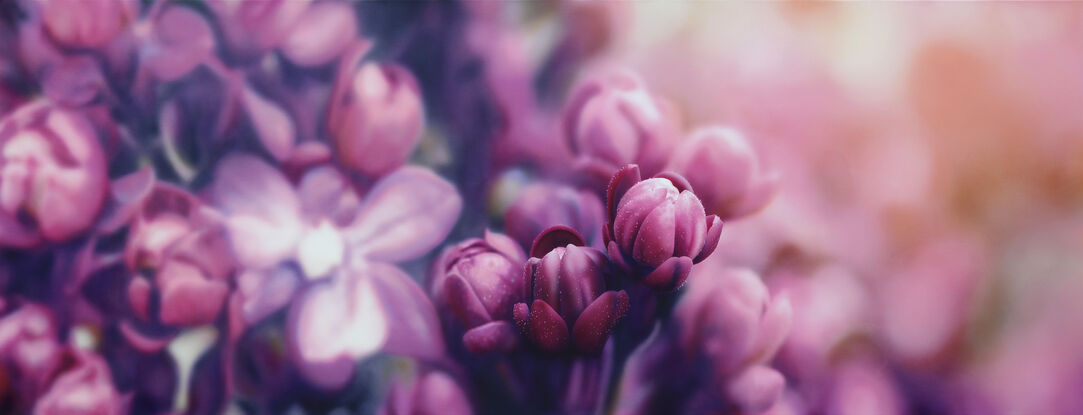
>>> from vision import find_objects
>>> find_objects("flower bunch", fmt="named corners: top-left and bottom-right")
top-left (0, 1), bottom-right (789, 414)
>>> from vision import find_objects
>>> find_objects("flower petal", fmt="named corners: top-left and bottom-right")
top-left (571, 290), bottom-right (629, 355)
top-left (462, 321), bottom-right (519, 354)
top-left (345, 167), bottom-right (462, 263)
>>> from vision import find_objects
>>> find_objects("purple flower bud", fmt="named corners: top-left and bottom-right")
top-left (430, 231), bottom-right (525, 353)
top-left (562, 70), bottom-right (678, 182)
top-left (206, 0), bottom-right (312, 58)
top-left (136, 4), bottom-right (216, 83)
top-left (328, 47), bottom-right (424, 178)
top-left (380, 369), bottom-right (473, 415)
top-left (673, 268), bottom-right (790, 376)
top-left (123, 174), bottom-right (235, 328)
top-left (513, 226), bottom-right (628, 355)
top-left (603, 164), bottom-right (722, 290)
top-left (33, 350), bottom-right (123, 415)
top-left (504, 182), bottom-right (605, 250)
top-left (666, 127), bottom-right (779, 220)
top-left (0, 101), bottom-right (108, 248)
top-left (25, 0), bottom-right (138, 49)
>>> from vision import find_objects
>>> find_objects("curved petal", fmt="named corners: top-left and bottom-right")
top-left (641, 256), bottom-right (692, 291)
top-left (442, 273), bottom-right (492, 328)
top-left (724, 366), bottom-right (785, 414)
top-left (632, 202), bottom-right (675, 268)
top-left (345, 167), bottom-right (462, 263)
top-left (571, 290), bottom-right (629, 355)
top-left (240, 86), bottom-right (295, 162)
top-left (366, 262), bottom-right (446, 360)
top-left (463, 321), bottom-right (519, 354)
top-left (693, 215), bottom-right (723, 264)
top-left (605, 164), bottom-right (641, 225)
top-left (526, 299), bottom-right (570, 353)
top-left (530, 225), bottom-right (585, 259)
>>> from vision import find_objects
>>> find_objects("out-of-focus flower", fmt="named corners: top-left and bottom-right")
top-left (122, 171), bottom-right (235, 329)
top-left (604, 164), bottom-right (722, 290)
top-left (280, 1), bottom-right (359, 67)
top-left (206, 0), bottom-right (312, 58)
top-left (134, 3), bottom-right (217, 84)
top-left (24, 0), bottom-right (138, 49)
top-left (616, 268), bottom-right (790, 414)
top-left (0, 101), bottom-right (108, 248)
top-left (328, 46), bottom-right (425, 178)
top-left (211, 154), bottom-right (459, 388)
top-left (666, 126), bottom-right (778, 220)
top-left (504, 182), bottom-right (605, 250)
top-left (430, 231), bottom-right (525, 353)
top-left (513, 226), bottom-right (628, 355)
top-left (33, 350), bottom-right (124, 415)
top-left (379, 368), bottom-right (473, 415)
top-left (562, 69), bottom-right (678, 183)
top-left (0, 304), bottom-right (63, 410)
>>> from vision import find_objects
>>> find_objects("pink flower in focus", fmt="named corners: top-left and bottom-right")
top-left (0, 101), bottom-right (108, 248)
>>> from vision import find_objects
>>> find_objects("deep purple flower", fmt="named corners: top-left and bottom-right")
top-left (562, 69), bottom-right (678, 183)
top-left (604, 164), bottom-right (723, 290)
top-left (430, 231), bottom-right (525, 353)
top-left (328, 46), bottom-right (425, 178)
top-left (513, 226), bottom-right (629, 355)
top-left (379, 369), bottom-right (473, 415)
top-left (0, 101), bottom-right (108, 248)
top-left (33, 350), bottom-right (124, 415)
top-left (23, 0), bottom-right (137, 49)
top-left (504, 182), bottom-right (605, 250)
top-left (666, 126), bottom-right (779, 220)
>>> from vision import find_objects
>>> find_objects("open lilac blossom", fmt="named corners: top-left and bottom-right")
top-left (666, 126), bottom-right (779, 221)
top-left (379, 368), bottom-right (474, 415)
top-left (328, 45), bottom-right (425, 178)
top-left (33, 350), bottom-right (124, 415)
top-left (430, 231), bottom-right (525, 353)
top-left (562, 69), bottom-right (678, 183)
top-left (211, 154), bottom-right (459, 388)
top-left (513, 226), bottom-right (629, 355)
top-left (504, 182), bottom-right (605, 250)
top-left (604, 164), bottom-right (723, 290)
top-left (0, 101), bottom-right (108, 248)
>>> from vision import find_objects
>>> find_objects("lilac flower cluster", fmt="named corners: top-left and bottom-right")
top-left (0, 1), bottom-right (789, 414)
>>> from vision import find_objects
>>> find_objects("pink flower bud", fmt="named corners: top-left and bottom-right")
top-left (504, 182), bottom-right (605, 250)
top-left (0, 101), bottom-right (108, 248)
top-left (33, 351), bottom-right (123, 415)
top-left (563, 70), bottom-right (678, 182)
top-left (667, 127), bottom-right (778, 220)
top-left (328, 49), bottom-right (425, 178)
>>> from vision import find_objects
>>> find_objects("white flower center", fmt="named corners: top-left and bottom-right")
top-left (297, 221), bottom-right (345, 279)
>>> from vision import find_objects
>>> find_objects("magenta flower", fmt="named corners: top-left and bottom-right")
top-left (210, 154), bottom-right (460, 388)
top-left (32, 350), bottom-right (123, 415)
top-left (430, 231), bottom-right (525, 353)
top-left (504, 182), bottom-right (605, 250)
top-left (279, 1), bottom-right (359, 67)
top-left (206, 0), bottom-right (312, 58)
top-left (120, 170), bottom-right (235, 329)
top-left (0, 101), bottom-right (108, 248)
top-left (562, 69), bottom-right (678, 183)
top-left (513, 226), bottom-right (629, 355)
top-left (604, 164), bottom-right (723, 290)
top-left (328, 46), bottom-right (425, 178)
top-left (666, 126), bottom-right (779, 220)
top-left (379, 369), bottom-right (474, 415)
top-left (0, 304), bottom-right (63, 409)
top-left (22, 0), bottom-right (137, 49)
